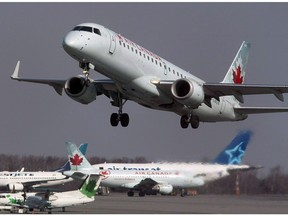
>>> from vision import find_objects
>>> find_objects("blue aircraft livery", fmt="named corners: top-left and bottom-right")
top-left (212, 130), bottom-right (252, 165)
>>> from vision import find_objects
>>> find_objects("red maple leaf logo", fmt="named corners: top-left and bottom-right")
top-left (232, 65), bottom-right (244, 84)
top-left (70, 154), bottom-right (83, 166)
top-left (100, 170), bottom-right (110, 179)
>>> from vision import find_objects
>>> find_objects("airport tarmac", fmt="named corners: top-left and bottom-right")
top-left (3, 192), bottom-right (288, 214)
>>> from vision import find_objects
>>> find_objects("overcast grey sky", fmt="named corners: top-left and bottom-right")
top-left (1, 3), bottom-right (288, 175)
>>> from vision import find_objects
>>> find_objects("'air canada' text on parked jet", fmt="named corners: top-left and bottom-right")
top-left (11, 23), bottom-right (288, 128)
top-left (64, 131), bottom-right (262, 197)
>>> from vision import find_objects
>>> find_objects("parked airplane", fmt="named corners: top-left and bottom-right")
top-left (0, 174), bottom-right (101, 213)
top-left (11, 23), bottom-right (288, 129)
top-left (64, 131), bottom-right (261, 197)
top-left (0, 144), bottom-right (87, 192)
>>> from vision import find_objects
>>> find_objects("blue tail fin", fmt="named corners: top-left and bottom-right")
top-left (212, 131), bottom-right (252, 165)
top-left (53, 143), bottom-right (88, 172)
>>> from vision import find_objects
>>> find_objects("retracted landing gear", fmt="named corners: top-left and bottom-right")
top-left (180, 114), bottom-right (199, 129)
top-left (110, 97), bottom-right (129, 127)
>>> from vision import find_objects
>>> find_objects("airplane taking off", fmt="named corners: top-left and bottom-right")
top-left (11, 23), bottom-right (288, 128)
top-left (0, 143), bottom-right (87, 192)
top-left (64, 131), bottom-right (261, 197)
top-left (0, 174), bottom-right (101, 213)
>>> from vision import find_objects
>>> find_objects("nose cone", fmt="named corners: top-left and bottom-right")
top-left (62, 32), bottom-right (83, 55)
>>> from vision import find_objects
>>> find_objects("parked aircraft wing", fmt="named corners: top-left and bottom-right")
top-left (132, 178), bottom-right (158, 190)
top-left (227, 165), bottom-right (263, 174)
top-left (234, 107), bottom-right (288, 114)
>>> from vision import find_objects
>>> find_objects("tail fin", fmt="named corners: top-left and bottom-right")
top-left (212, 130), bottom-right (252, 165)
top-left (53, 143), bottom-right (88, 172)
top-left (65, 142), bottom-right (94, 171)
top-left (79, 174), bottom-right (101, 198)
top-left (222, 41), bottom-right (251, 84)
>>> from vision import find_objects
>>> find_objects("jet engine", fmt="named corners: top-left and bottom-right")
top-left (153, 184), bottom-right (173, 195)
top-left (8, 183), bottom-right (24, 191)
top-left (171, 78), bottom-right (204, 107)
top-left (64, 76), bottom-right (97, 104)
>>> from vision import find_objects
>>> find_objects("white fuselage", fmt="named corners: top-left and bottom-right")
top-left (0, 190), bottom-right (94, 210)
top-left (63, 23), bottom-right (245, 122)
top-left (0, 171), bottom-right (72, 190)
top-left (91, 162), bottom-right (248, 189)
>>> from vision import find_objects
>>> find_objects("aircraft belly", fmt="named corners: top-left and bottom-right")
top-left (123, 77), bottom-right (173, 107)
top-left (193, 98), bottom-right (239, 122)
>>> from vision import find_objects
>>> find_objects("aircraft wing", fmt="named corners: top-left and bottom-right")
top-left (11, 61), bottom-right (118, 97)
top-left (203, 83), bottom-right (288, 102)
top-left (122, 178), bottom-right (159, 191)
top-left (153, 79), bottom-right (288, 103)
top-left (227, 165), bottom-right (263, 174)
top-left (234, 107), bottom-right (288, 114)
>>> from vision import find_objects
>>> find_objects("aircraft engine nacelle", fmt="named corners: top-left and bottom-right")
top-left (64, 76), bottom-right (97, 104)
top-left (171, 78), bottom-right (204, 108)
top-left (153, 184), bottom-right (173, 195)
top-left (8, 183), bottom-right (24, 191)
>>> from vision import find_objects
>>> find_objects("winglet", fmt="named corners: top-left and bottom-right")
top-left (11, 61), bottom-right (20, 79)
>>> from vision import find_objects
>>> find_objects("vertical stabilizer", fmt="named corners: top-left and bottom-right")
top-left (222, 41), bottom-right (251, 84)
top-left (212, 130), bottom-right (252, 165)
top-left (79, 175), bottom-right (101, 198)
top-left (65, 142), bottom-right (94, 171)
top-left (53, 143), bottom-right (88, 172)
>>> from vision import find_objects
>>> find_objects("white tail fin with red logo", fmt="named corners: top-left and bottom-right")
top-left (222, 41), bottom-right (251, 84)
top-left (65, 142), bottom-right (94, 171)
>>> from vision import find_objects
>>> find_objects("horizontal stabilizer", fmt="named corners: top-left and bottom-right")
top-left (234, 107), bottom-right (288, 114)
top-left (228, 165), bottom-right (263, 174)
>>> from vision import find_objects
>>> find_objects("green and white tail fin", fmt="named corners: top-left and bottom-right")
top-left (222, 41), bottom-right (251, 84)
top-left (79, 175), bottom-right (101, 198)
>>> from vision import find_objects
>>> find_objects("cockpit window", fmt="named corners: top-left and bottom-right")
top-left (72, 26), bottom-right (101, 36)
top-left (94, 28), bottom-right (101, 35)
top-left (73, 26), bottom-right (93, 33)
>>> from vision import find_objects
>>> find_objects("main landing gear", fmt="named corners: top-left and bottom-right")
top-left (180, 114), bottom-right (199, 129)
top-left (110, 97), bottom-right (130, 127)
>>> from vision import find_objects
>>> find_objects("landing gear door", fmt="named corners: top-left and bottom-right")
top-left (108, 32), bottom-right (116, 54)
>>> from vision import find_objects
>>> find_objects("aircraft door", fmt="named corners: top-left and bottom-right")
top-left (163, 62), bottom-right (168, 75)
top-left (108, 32), bottom-right (116, 54)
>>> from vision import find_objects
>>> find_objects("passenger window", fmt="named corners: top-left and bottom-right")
top-left (147, 56), bottom-right (150, 60)
top-left (123, 43), bottom-right (126, 48)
